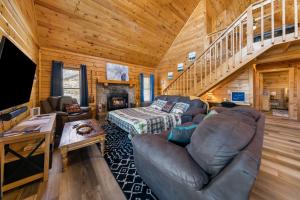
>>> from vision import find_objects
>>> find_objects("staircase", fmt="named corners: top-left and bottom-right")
top-left (163, 0), bottom-right (300, 96)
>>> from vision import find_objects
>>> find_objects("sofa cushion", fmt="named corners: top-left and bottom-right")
top-left (133, 135), bottom-right (209, 189)
top-left (168, 123), bottom-right (198, 146)
top-left (165, 96), bottom-right (181, 102)
top-left (192, 113), bottom-right (206, 124)
top-left (58, 96), bottom-right (74, 111)
top-left (186, 99), bottom-right (206, 113)
top-left (187, 110), bottom-right (257, 176)
top-left (171, 102), bottom-right (190, 114)
top-left (162, 101), bottom-right (176, 113)
top-left (155, 95), bottom-right (168, 101)
top-left (48, 96), bottom-right (61, 111)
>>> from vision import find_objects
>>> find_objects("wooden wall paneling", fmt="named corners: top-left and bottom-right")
top-left (39, 48), bottom-right (157, 108)
top-left (0, 0), bottom-right (39, 132)
top-left (156, 0), bottom-right (207, 93)
top-left (297, 65), bottom-right (300, 120)
top-left (200, 67), bottom-right (252, 103)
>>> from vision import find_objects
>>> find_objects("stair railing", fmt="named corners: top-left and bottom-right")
top-left (163, 0), bottom-right (299, 96)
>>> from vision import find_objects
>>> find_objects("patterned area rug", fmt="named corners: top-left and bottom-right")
top-left (103, 123), bottom-right (158, 200)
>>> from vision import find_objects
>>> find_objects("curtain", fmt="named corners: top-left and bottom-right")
top-left (150, 74), bottom-right (155, 102)
top-left (140, 73), bottom-right (144, 103)
top-left (80, 64), bottom-right (89, 107)
top-left (51, 60), bottom-right (63, 96)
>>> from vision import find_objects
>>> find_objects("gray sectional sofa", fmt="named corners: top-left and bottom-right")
top-left (132, 106), bottom-right (265, 200)
top-left (154, 95), bottom-right (208, 123)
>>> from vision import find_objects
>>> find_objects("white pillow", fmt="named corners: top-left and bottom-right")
top-left (150, 99), bottom-right (167, 110)
top-left (171, 102), bottom-right (190, 114)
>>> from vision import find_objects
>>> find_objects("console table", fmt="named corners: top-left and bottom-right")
top-left (0, 113), bottom-right (56, 198)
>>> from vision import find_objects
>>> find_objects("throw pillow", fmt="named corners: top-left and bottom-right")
top-left (203, 110), bottom-right (218, 120)
top-left (162, 101), bottom-right (176, 113)
top-left (150, 99), bottom-right (167, 110)
top-left (65, 103), bottom-right (81, 114)
top-left (171, 102), bottom-right (190, 114)
top-left (168, 123), bottom-right (198, 146)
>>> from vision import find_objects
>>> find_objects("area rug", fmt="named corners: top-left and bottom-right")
top-left (103, 123), bottom-right (158, 200)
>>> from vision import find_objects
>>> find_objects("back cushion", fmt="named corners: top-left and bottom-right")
top-left (58, 96), bottom-right (74, 111)
top-left (48, 96), bottom-right (61, 111)
top-left (187, 110), bottom-right (257, 176)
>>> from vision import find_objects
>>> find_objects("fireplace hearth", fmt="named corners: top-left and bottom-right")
top-left (107, 93), bottom-right (128, 111)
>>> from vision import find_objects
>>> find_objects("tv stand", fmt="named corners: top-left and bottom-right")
top-left (0, 113), bottom-right (56, 198)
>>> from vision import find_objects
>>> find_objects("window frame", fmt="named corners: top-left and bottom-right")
top-left (62, 68), bottom-right (81, 103)
top-left (143, 75), bottom-right (151, 102)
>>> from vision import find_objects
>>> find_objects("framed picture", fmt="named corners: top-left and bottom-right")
top-left (106, 63), bottom-right (129, 81)
top-left (177, 63), bottom-right (184, 72)
top-left (188, 51), bottom-right (196, 62)
top-left (167, 72), bottom-right (173, 80)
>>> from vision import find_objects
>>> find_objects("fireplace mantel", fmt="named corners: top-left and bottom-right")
top-left (97, 79), bottom-right (136, 87)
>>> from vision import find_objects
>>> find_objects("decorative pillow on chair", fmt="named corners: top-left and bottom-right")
top-left (150, 99), bottom-right (167, 110)
top-left (162, 101), bottom-right (176, 113)
top-left (65, 103), bottom-right (81, 114)
top-left (171, 102), bottom-right (190, 114)
top-left (168, 123), bottom-right (198, 146)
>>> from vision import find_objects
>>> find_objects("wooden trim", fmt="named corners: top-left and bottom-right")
top-left (2, 173), bottom-right (43, 192)
top-left (288, 67), bottom-right (295, 119)
top-left (247, 6), bottom-right (254, 54)
top-left (282, 0), bottom-right (286, 41)
top-left (294, 0), bottom-right (299, 38)
top-left (271, 0), bottom-right (275, 43)
top-left (297, 65), bottom-right (300, 121)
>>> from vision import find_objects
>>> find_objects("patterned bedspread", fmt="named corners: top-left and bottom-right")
top-left (107, 107), bottom-right (181, 135)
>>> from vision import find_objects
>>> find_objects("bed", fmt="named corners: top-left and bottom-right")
top-left (107, 106), bottom-right (181, 136)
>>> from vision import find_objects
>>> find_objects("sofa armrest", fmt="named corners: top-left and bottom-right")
top-left (132, 135), bottom-right (208, 189)
top-left (181, 108), bottom-right (207, 123)
top-left (55, 111), bottom-right (68, 116)
top-left (203, 152), bottom-right (259, 200)
top-left (80, 106), bottom-right (90, 113)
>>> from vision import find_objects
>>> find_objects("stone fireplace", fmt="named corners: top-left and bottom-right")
top-left (96, 84), bottom-right (135, 112)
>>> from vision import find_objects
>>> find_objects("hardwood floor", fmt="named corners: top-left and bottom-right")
top-left (4, 146), bottom-right (126, 200)
top-left (4, 115), bottom-right (300, 200)
top-left (250, 115), bottom-right (300, 200)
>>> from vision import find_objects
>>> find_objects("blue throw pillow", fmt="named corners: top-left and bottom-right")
top-left (168, 124), bottom-right (198, 146)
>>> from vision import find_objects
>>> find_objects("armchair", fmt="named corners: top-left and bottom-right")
top-left (40, 96), bottom-right (92, 136)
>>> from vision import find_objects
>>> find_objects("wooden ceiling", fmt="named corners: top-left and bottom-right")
top-left (34, 0), bottom-right (200, 66)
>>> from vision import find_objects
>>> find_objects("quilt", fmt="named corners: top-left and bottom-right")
top-left (107, 107), bottom-right (181, 135)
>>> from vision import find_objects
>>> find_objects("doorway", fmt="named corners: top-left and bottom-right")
top-left (260, 70), bottom-right (289, 118)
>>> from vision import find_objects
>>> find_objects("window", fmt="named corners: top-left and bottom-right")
top-left (63, 69), bottom-right (80, 103)
top-left (143, 76), bottom-right (151, 102)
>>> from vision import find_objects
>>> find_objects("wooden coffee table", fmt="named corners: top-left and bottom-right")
top-left (59, 119), bottom-right (106, 171)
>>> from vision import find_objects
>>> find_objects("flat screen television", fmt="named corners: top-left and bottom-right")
top-left (231, 91), bottom-right (245, 102)
top-left (0, 36), bottom-right (36, 111)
